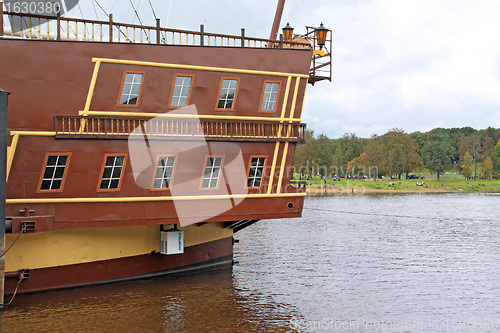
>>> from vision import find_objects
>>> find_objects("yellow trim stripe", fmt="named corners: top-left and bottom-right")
top-left (6, 192), bottom-right (306, 205)
top-left (277, 77), bottom-right (301, 194)
top-left (6, 132), bottom-right (19, 180)
top-left (276, 142), bottom-right (289, 194)
top-left (10, 131), bottom-right (56, 136)
top-left (289, 77), bottom-right (302, 124)
top-left (80, 60), bottom-right (101, 133)
top-left (7, 131), bottom-right (56, 181)
top-left (279, 76), bottom-right (293, 120)
top-left (298, 81), bottom-right (308, 120)
top-left (83, 60), bottom-right (101, 114)
top-left (93, 57), bottom-right (310, 79)
top-left (267, 141), bottom-right (280, 195)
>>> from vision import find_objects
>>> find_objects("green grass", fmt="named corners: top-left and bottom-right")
top-left (292, 175), bottom-right (500, 193)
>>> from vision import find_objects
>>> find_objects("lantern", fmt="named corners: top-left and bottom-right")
top-left (315, 22), bottom-right (328, 50)
top-left (282, 22), bottom-right (294, 41)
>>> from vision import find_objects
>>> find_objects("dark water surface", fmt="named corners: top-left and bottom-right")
top-left (1, 193), bottom-right (499, 332)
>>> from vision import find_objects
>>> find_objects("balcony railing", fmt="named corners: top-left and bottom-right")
top-left (55, 115), bottom-right (306, 143)
top-left (1, 4), bottom-right (332, 84)
top-left (0, 5), bottom-right (310, 49)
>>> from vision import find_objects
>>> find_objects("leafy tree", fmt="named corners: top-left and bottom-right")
top-left (362, 135), bottom-right (386, 178)
top-left (293, 130), bottom-right (316, 178)
top-left (459, 135), bottom-right (481, 179)
top-left (496, 139), bottom-right (500, 159)
top-left (347, 153), bottom-right (365, 176)
top-left (383, 130), bottom-right (405, 178)
top-left (482, 137), bottom-right (496, 160)
top-left (363, 129), bottom-right (422, 179)
top-left (421, 134), bottom-right (454, 180)
top-left (481, 156), bottom-right (494, 179)
top-left (293, 130), bottom-right (336, 179)
top-left (398, 131), bottom-right (422, 178)
top-left (460, 151), bottom-right (474, 180)
top-left (481, 137), bottom-right (498, 173)
top-left (314, 134), bottom-right (335, 176)
top-left (495, 138), bottom-right (500, 172)
top-left (410, 131), bottom-right (427, 150)
top-left (332, 133), bottom-right (366, 175)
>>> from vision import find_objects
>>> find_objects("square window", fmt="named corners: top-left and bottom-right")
top-left (202, 156), bottom-right (223, 189)
top-left (39, 154), bottom-right (71, 192)
top-left (170, 75), bottom-right (193, 107)
top-left (247, 157), bottom-right (266, 188)
top-left (98, 155), bottom-right (127, 191)
top-left (216, 78), bottom-right (239, 110)
top-left (118, 72), bottom-right (144, 106)
top-left (260, 82), bottom-right (280, 112)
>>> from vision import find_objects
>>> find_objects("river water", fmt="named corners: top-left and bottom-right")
top-left (1, 193), bottom-right (499, 332)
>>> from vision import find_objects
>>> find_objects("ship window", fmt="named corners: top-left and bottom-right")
top-left (216, 78), bottom-right (239, 110)
top-left (153, 156), bottom-right (176, 189)
top-left (170, 75), bottom-right (193, 107)
top-left (38, 153), bottom-right (71, 192)
top-left (201, 156), bottom-right (223, 189)
top-left (98, 155), bottom-right (127, 191)
top-left (118, 72), bottom-right (144, 106)
top-left (260, 81), bottom-right (280, 112)
top-left (247, 157), bottom-right (266, 188)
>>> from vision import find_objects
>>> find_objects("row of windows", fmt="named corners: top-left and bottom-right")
top-left (38, 154), bottom-right (267, 193)
top-left (117, 71), bottom-right (281, 113)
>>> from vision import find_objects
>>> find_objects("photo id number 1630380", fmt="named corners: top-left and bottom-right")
top-left (4, 1), bottom-right (61, 16)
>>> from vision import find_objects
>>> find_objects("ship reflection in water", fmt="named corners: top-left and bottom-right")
top-left (0, 265), bottom-right (299, 332)
top-left (2, 193), bottom-right (500, 333)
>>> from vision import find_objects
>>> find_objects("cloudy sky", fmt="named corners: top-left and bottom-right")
top-left (71, 0), bottom-right (500, 138)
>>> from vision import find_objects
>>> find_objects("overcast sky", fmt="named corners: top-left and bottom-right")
top-left (71, 0), bottom-right (500, 138)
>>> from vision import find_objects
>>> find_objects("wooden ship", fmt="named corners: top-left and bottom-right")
top-left (0, 0), bottom-right (331, 297)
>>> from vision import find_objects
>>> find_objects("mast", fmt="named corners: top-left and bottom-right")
top-left (0, 88), bottom-right (8, 309)
top-left (268, 0), bottom-right (286, 47)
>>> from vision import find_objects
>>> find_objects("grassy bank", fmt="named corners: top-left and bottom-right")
top-left (294, 176), bottom-right (500, 193)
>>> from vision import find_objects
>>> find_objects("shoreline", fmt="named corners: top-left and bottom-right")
top-left (296, 178), bottom-right (500, 195)
top-left (306, 188), bottom-right (465, 195)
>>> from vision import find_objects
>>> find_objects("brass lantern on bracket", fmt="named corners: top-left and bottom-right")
top-left (282, 22), bottom-right (294, 41)
top-left (315, 22), bottom-right (328, 50)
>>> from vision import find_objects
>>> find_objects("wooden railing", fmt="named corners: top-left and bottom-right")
top-left (0, 6), bottom-right (311, 49)
top-left (55, 115), bottom-right (306, 143)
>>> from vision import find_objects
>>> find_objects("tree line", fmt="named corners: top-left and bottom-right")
top-left (293, 127), bottom-right (500, 180)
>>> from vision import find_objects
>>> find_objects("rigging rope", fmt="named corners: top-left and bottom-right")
top-left (148, 0), bottom-right (158, 20)
top-left (129, 0), bottom-right (144, 26)
top-left (303, 207), bottom-right (499, 223)
top-left (129, 0), bottom-right (149, 41)
top-left (92, 0), bottom-right (127, 41)
top-left (0, 225), bottom-right (26, 258)
top-left (77, 2), bottom-right (90, 36)
top-left (146, 0), bottom-right (165, 43)
top-left (109, 0), bottom-right (119, 13)
top-left (91, 0), bottom-right (100, 20)
top-left (196, 0), bottom-right (200, 27)
top-left (3, 274), bottom-right (25, 306)
top-left (92, 0), bottom-right (109, 18)
top-left (166, 0), bottom-right (173, 28)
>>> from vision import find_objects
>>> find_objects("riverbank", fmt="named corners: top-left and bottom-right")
top-left (298, 178), bottom-right (500, 194)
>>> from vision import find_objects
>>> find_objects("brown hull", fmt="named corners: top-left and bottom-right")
top-left (5, 236), bottom-right (233, 295)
